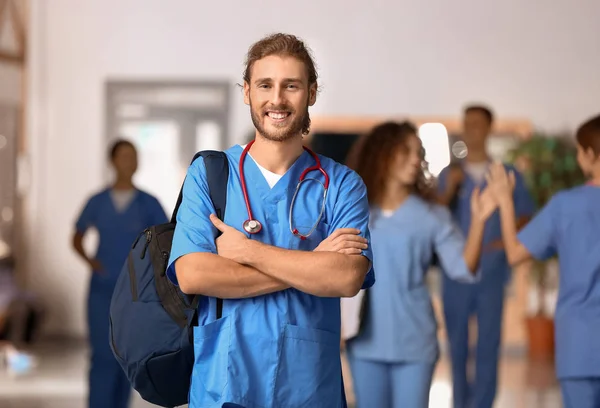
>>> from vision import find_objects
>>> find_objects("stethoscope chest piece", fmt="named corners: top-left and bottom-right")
top-left (243, 219), bottom-right (262, 234)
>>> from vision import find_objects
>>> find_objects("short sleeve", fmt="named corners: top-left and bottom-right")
top-left (512, 167), bottom-right (536, 218)
top-left (75, 197), bottom-right (97, 233)
top-left (329, 171), bottom-right (375, 289)
top-left (432, 205), bottom-right (479, 283)
top-left (517, 195), bottom-right (559, 261)
top-left (148, 196), bottom-right (169, 226)
top-left (167, 159), bottom-right (220, 285)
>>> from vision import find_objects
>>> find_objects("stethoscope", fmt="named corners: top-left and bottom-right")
top-left (239, 140), bottom-right (330, 240)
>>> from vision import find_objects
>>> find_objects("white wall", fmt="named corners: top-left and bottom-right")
top-left (26, 0), bottom-right (600, 337)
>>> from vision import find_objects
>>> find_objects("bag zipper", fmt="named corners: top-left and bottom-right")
top-left (140, 229), bottom-right (151, 259)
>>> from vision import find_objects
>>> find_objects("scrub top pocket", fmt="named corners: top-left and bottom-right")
top-left (190, 316), bottom-right (231, 407)
top-left (274, 324), bottom-right (341, 407)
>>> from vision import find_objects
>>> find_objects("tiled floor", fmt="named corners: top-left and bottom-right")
top-left (0, 341), bottom-right (561, 408)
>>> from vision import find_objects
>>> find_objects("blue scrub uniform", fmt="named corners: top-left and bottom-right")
top-left (517, 185), bottom-right (600, 408)
top-left (168, 145), bottom-right (374, 408)
top-left (347, 197), bottom-right (479, 408)
top-left (75, 189), bottom-right (167, 408)
top-left (437, 163), bottom-right (534, 408)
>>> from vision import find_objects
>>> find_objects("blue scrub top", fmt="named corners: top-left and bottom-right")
top-left (75, 188), bottom-right (168, 290)
top-left (437, 162), bottom-right (535, 284)
top-left (349, 196), bottom-right (477, 364)
top-left (517, 185), bottom-right (600, 379)
top-left (168, 145), bottom-right (374, 408)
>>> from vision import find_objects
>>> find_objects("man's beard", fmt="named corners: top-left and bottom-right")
top-left (250, 98), bottom-right (310, 142)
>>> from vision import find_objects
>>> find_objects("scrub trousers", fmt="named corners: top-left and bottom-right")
top-left (347, 352), bottom-right (435, 408)
top-left (561, 378), bottom-right (600, 408)
top-left (442, 275), bottom-right (504, 408)
top-left (87, 284), bottom-right (131, 408)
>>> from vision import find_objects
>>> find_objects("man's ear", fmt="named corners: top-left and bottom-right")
top-left (243, 82), bottom-right (250, 106)
top-left (308, 83), bottom-right (317, 106)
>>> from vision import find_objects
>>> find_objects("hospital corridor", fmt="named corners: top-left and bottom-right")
top-left (0, 342), bottom-right (560, 408)
top-left (2, 1), bottom-right (600, 407)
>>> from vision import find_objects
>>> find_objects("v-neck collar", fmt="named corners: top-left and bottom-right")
top-left (234, 145), bottom-right (313, 202)
top-left (459, 160), bottom-right (492, 188)
top-left (373, 195), bottom-right (418, 220)
top-left (105, 188), bottom-right (140, 215)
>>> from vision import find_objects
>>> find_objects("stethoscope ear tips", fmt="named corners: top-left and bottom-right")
top-left (292, 229), bottom-right (308, 240)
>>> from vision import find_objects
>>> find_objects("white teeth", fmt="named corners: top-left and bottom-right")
top-left (268, 112), bottom-right (288, 120)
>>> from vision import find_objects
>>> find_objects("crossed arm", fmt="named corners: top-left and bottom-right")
top-left (175, 224), bottom-right (371, 299)
top-left (173, 162), bottom-right (372, 300)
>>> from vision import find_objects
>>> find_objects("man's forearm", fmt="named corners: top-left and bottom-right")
top-left (240, 241), bottom-right (369, 298)
top-left (176, 253), bottom-right (289, 299)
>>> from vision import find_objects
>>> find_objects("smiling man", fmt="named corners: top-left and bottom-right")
top-left (167, 33), bottom-right (375, 408)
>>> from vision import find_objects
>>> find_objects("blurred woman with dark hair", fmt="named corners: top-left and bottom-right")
top-left (72, 139), bottom-right (168, 408)
top-left (342, 121), bottom-right (497, 407)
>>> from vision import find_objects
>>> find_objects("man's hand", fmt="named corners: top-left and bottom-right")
top-left (314, 228), bottom-right (368, 255)
top-left (210, 214), bottom-right (250, 264)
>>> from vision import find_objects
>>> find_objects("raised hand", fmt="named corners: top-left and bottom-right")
top-left (470, 186), bottom-right (498, 222)
top-left (485, 162), bottom-right (516, 204)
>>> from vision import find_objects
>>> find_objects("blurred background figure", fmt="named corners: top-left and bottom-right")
top-left (436, 105), bottom-right (536, 408)
top-left (485, 114), bottom-right (600, 408)
top-left (342, 121), bottom-right (496, 408)
top-left (0, 240), bottom-right (42, 379)
top-left (0, 252), bottom-right (44, 348)
top-left (71, 140), bottom-right (168, 408)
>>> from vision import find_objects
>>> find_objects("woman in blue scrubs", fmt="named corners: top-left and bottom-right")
top-left (72, 140), bottom-right (168, 408)
top-left (344, 121), bottom-right (497, 408)
top-left (486, 114), bottom-right (600, 408)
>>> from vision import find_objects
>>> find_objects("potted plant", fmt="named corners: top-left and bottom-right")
top-left (505, 134), bottom-right (585, 361)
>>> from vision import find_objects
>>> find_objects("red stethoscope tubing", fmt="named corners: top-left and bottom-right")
top-left (239, 141), bottom-right (258, 231)
top-left (239, 140), bottom-right (329, 237)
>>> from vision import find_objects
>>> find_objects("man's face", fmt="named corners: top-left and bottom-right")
top-left (463, 110), bottom-right (491, 151)
top-left (244, 55), bottom-right (316, 142)
top-left (112, 144), bottom-right (138, 178)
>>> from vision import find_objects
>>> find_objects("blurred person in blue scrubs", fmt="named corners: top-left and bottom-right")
top-left (72, 140), bottom-right (168, 408)
top-left (168, 33), bottom-right (374, 408)
top-left (486, 113), bottom-right (600, 408)
top-left (342, 121), bottom-right (497, 408)
top-left (0, 243), bottom-right (40, 377)
top-left (437, 105), bottom-right (535, 408)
